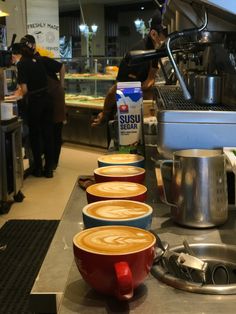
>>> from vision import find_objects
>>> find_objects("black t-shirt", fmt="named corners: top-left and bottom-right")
top-left (116, 35), bottom-right (157, 83)
top-left (17, 57), bottom-right (48, 92)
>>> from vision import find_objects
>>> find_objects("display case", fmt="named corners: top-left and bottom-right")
top-left (62, 57), bottom-right (121, 148)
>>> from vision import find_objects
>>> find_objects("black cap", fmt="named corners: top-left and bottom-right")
top-left (150, 9), bottom-right (167, 34)
top-left (20, 34), bottom-right (36, 45)
top-left (19, 34), bottom-right (35, 52)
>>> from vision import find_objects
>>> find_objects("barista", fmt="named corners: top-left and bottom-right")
top-left (92, 9), bottom-right (167, 127)
top-left (12, 41), bottom-right (54, 178)
top-left (20, 34), bottom-right (66, 170)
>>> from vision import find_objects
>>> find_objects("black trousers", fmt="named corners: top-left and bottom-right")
top-left (27, 92), bottom-right (54, 171)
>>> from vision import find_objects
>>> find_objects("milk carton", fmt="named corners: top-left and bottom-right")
top-left (116, 82), bottom-right (144, 155)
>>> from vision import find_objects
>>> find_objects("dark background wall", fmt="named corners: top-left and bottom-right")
top-left (59, 1), bottom-right (157, 57)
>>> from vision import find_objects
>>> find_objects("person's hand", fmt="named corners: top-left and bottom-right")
top-left (141, 67), bottom-right (157, 90)
top-left (141, 79), bottom-right (154, 90)
top-left (91, 112), bottom-right (105, 127)
top-left (10, 87), bottom-right (24, 99)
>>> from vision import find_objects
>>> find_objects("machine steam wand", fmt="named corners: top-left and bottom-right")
top-left (166, 9), bottom-right (208, 100)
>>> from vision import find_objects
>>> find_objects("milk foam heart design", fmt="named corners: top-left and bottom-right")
top-left (82, 200), bottom-right (152, 229)
top-left (96, 182), bottom-right (141, 193)
top-left (74, 226), bottom-right (155, 254)
top-left (98, 166), bottom-right (141, 175)
top-left (94, 165), bottom-right (145, 184)
top-left (97, 153), bottom-right (145, 168)
top-left (86, 181), bottom-right (147, 203)
top-left (94, 205), bottom-right (147, 219)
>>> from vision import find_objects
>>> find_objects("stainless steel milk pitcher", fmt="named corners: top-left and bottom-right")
top-left (156, 149), bottom-right (228, 228)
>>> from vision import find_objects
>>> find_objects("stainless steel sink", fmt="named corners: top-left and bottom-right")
top-left (151, 243), bottom-right (236, 294)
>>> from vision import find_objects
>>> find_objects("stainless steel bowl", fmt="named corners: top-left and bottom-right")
top-left (152, 243), bottom-right (236, 294)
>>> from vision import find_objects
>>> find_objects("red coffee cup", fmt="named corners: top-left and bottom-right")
top-left (73, 225), bottom-right (156, 300)
top-left (86, 181), bottom-right (147, 203)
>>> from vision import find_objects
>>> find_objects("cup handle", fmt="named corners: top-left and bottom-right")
top-left (155, 160), bottom-right (177, 207)
top-left (114, 261), bottom-right (133, 300)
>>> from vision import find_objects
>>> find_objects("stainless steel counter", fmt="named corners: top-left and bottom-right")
top-left (30, 147), bottom-right (236, 314)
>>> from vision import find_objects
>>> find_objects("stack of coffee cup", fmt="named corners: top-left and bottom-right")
top-left (86, 153), bottom-right (147, 203)
top-left (73, 153), bottom-right (155, 300)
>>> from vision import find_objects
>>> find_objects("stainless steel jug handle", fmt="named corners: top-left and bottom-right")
top-left (155, 160), bottom-right (176, 207)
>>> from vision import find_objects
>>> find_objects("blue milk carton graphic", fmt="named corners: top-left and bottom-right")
top-left (116, 81), bottom-right (144, 155)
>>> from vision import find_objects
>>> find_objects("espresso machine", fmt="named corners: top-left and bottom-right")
top-left (157, 1), bottom-right (236, 210)
top-left (125, 1), bottom-right (236, 222)
top-left (126, 1), bottom-right (236, 158)
top-left (152, 0), bottom-right (236, 157)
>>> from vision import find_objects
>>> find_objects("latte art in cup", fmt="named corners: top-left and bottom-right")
top-left (94, 165), bottom-right (145, 184)
top-left (83, 200), bottom-right (153, 229)
top-left (74, 226), bottom-right (156, 254)
top-left (87, 181), bottom-right (147, 198)
top-left (95, 165), bottom-right (144, 176)
top-left (98, 153), bottom-right (144, 168)
top-left (85, 200), bottom-right (151, 220)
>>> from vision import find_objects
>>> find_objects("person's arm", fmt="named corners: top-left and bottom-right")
top-left (13, 84), bottom-right (27, 98)
top-left (91, 84), bottom-right (117, 127)
top-left (18, 84), bottom-right (28, 96)
top-left (141, 66), bottom-right (157, 90)
top-left (12, 85), bottom-right (24, 98)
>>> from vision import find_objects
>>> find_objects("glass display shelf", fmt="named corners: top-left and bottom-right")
top-left (62, 57), bottom-right (120, 97)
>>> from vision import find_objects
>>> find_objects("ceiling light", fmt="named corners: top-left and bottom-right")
top-left (79, 24), bottom-right (87, 33)
top-left (134, 18), bottom-right (149, 38)
top-left (91, 24), bottom-right (98, 33)
top-left (79, 24), bottom-right (98, 36)
top-left (134, 18), bottom-right (142, 29)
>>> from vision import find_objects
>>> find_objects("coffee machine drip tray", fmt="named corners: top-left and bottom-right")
top-left (155, 85), bottom-right (236, 157)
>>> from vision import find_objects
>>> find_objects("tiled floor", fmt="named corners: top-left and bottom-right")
top-left (0, 143), bottom-right (106, 227)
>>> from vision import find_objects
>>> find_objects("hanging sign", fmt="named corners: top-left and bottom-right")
top-left (27, 22), bottom-right (59, 57)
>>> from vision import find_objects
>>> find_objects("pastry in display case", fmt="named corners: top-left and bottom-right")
top-left (62, 57), bottom-right (121, 148)
top-left (64, 58), bottom-right (119, 104)
top-left (65, 94), bottom-right (104, 109)
top-left (65, 72), bottom-right (117, 80)
top-left (63, 57), bottom-right (120, 99)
